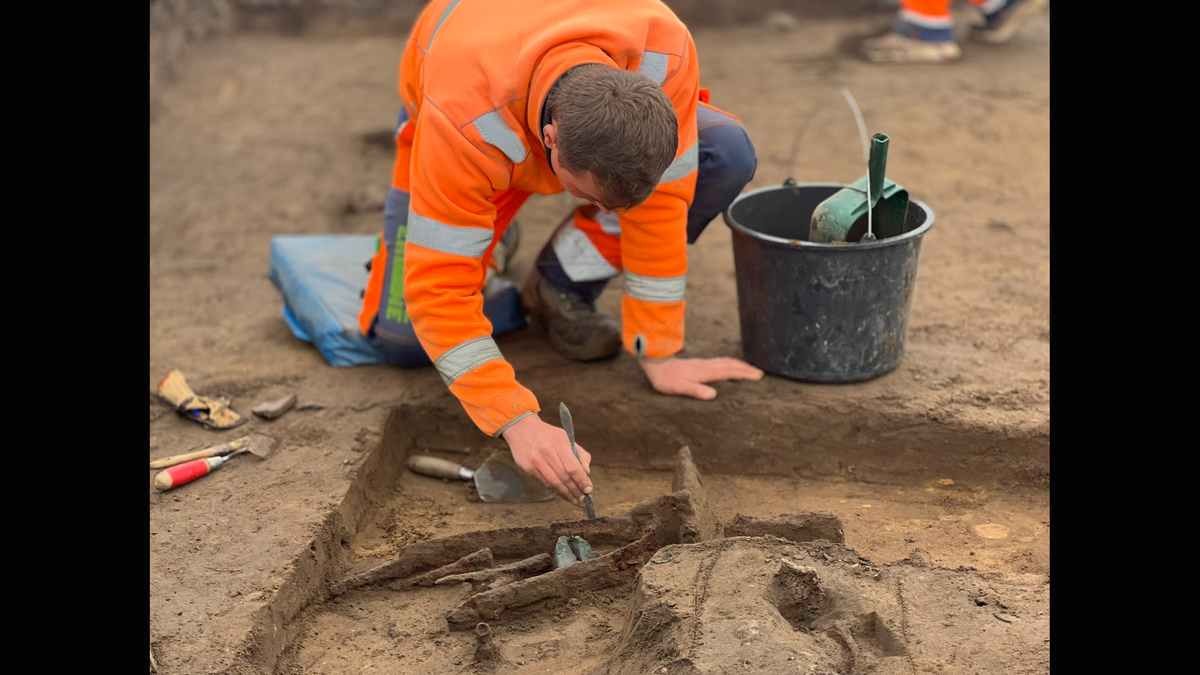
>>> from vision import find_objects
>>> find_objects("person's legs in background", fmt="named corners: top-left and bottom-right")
top-left (861, 0), bottom-right (1048, 63)
top-left (861, 0), bottom-right (961, 63)
top-left (523, 101), bottom-right (757, 361)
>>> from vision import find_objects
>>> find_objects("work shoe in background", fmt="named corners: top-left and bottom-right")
top-left (861, 31), bottom-right (962, 63)
top-left (521, 272), bottom-right (622, 362)
top-left (972, 0), bottom-right (1049, 44)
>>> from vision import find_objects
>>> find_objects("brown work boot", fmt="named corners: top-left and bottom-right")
top-left (521, 271), bottom-right (622, 362)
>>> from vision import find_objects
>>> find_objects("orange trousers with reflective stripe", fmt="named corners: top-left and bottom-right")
top-left (901, 0), bottom-right (998, 22)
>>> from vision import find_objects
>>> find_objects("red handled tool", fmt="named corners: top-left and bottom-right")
top-left (153, 448), bottom-right (248, 491)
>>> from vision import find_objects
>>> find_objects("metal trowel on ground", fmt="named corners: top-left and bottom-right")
top-left (149, 433), bottom-right (279, 469)
top-left (406, 450), bottom-right (554, 503)
top-left (152, 433), bottom-right (279, 490)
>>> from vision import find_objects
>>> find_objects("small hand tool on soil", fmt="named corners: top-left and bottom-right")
top-left (558, 402), bottom-right (595, 518)
top-left (149, 433), bottom-right (278, 469)
top-left (152, 435), bottom-right (278, 491)
top-left (406, 451), bottom-right (554, 503)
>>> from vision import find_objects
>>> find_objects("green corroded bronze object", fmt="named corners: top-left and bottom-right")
top-left (554, 536), bottom-right (578, 568)
top-left (568, 536), bottom-right (599, 562)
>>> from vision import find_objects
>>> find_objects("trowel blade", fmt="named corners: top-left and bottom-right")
top-left (239, 433), bottom-right (279, 459)
top-left (474, 450), bottom-right (555, 503)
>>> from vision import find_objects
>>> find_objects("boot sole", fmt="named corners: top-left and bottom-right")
top-left (862, 42), bottom-right (962, 63)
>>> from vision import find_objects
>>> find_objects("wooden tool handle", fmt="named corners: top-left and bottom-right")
top-left (149, 437), bottom-right (251, 469)
top-left (154, 458), bottom-right (215, 490)
top-left (149, 444), bottom-right (231, 469)
top-left (407, 455), bottom-right (471, 480)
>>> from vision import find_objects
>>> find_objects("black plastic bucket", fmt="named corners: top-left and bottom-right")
top-left (722, 182), bottom-right (934, 383)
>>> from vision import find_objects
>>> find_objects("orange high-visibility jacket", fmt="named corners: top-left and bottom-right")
top-left (364, 0), bottom-right (699, 437)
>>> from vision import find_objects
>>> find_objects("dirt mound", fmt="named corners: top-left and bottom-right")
top-left (601, 536), bottom-right (1049, 674)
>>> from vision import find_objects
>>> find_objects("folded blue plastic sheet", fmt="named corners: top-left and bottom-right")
top-left (268, 235), bottom-right (526, 368)
top-left (269, 235), bottom-right (386, 367)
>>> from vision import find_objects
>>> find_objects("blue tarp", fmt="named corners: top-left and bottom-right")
top-left (268, 235), bottom-right (526, 368)
top-left (269, 235), bottom-right (386, 367)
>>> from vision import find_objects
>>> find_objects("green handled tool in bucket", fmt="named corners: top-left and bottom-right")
top-left (810, 133), bottom-right (910, 243)
top-left (809, 89), bottom-right (910, 243)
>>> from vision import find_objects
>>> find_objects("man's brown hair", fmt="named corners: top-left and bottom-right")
top-left (548, 63), bottom-right (679, 210)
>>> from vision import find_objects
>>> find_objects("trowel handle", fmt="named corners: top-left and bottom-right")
top-left (407, 456), bottom-right (474, 481)
top-left (153, 456), bottom-right (227, 491)
top-left (149, 443), bottom-right (233, 469)
top-left (868, 133), bottom-right (889, 208)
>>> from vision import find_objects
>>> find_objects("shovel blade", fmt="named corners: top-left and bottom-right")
top-left (474, 450), bottom-right (554, 503)
top-left (241, 433), bottom-right (279, 459)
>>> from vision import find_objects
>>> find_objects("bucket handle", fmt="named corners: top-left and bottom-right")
top-left (783, 87), bottom-right (873, 188)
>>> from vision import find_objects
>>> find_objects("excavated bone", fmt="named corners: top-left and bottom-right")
top-left (333, 446), bottom-right (711, 597)
top-left (434, 553), bottom-right (553, 594)
top-left (330, 518), bottom-right (642, 596)
top-left (383, 548), bottom-right (495, 591)
top-left (445, 529), bottom-right (661, 631)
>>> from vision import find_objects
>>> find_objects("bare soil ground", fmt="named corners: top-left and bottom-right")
top-left (149, 10), bottom-right (1049, 674)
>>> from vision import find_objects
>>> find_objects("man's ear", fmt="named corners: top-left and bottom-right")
top-left (543, 122), bottom-right (558, 150)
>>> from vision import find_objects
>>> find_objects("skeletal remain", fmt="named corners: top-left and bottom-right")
top-left (435, 553), bottom-right (552, 594)
top-left (386, 548), bottom-right (495, 591)
top-left (332, 547), bottom-right (493, 596)
top-left (332, 514), bottom-right (645, 596)
top-left (334, 447), bottom-right (715, 600)
top-left (445, 529), bottom-right (661, 631)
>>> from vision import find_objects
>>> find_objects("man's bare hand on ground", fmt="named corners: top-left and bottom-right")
top-left (501, 415), bottom-right (593, 503)
top-left (639, 356), bottom-right (764, 400)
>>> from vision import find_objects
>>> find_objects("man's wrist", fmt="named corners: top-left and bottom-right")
top-left (496, 411), bottom-right (538, 439)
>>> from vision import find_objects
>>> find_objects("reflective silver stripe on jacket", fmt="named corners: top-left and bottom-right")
top-left (435, 336), bottom-right (504, 386)
top-left (638, 51), bottom-right (669, 85)
top-left (551, 221), bottom-right (620, 282)
top-left (473, 111), bottom-right (528, 164)
top-left (597, 210), bottom-right (621, 237)
top-left (493, 411), bottom-right (536, 438)
top-left (427, 0), bottom-right (462, 51)
top-left (407, 209), bottom-right (493, 258)
top-left (659, 142), bottom-right (698, 184)
top-left (624, 272), bottom-right (686, 303)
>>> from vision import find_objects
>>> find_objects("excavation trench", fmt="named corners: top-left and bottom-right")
top-left (230, 402), bottom-right (1049, 674)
